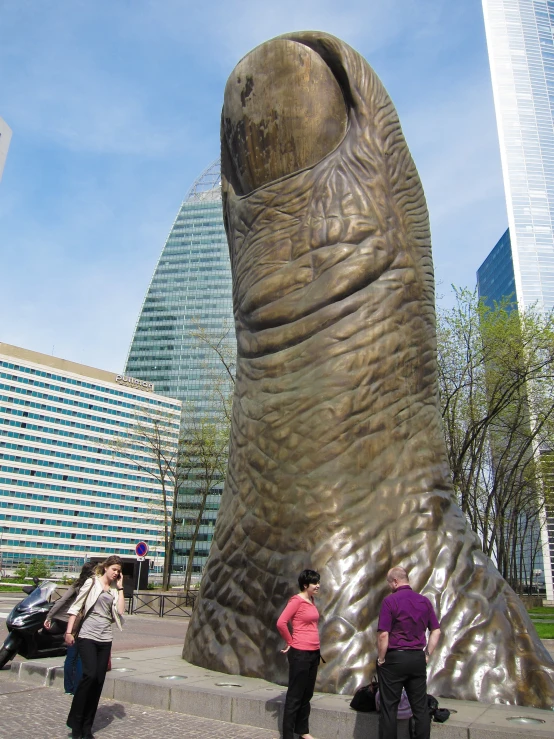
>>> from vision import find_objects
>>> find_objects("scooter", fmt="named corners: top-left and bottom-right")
top-left (0, 580), bottom-right (67, 669)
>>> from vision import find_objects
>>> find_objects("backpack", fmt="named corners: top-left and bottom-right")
top-left (349, 678), bottom-right (378, 712)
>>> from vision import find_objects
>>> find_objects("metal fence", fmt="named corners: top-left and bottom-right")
top-left (130, 590), bottom-right (197, 618)
top-left (49, 586), bottom-right (197, 618)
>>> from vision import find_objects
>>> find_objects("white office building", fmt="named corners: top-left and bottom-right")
top-left (0, 117), bottom-right (12, 183)
top-left (0, 343), bottom-right (181, 574)
top-left (483, 0), bottom-right (554, 599)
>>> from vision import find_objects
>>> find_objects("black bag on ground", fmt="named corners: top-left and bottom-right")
top-left (427, 694), bottom-right (450, 723)
top-left (433, 708), bottom-right (451, 723)
top-left (350, 678), bottom-right (378, 712)
top-left (427, 694), bottom-right (439, 714)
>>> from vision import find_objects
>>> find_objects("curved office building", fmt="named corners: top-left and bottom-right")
top-left (125, 160), bottom-right (235, 576)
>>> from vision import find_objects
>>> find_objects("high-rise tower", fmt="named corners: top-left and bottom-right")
top-left (125, 160), bottom-right (235, 577)
top-left (482, 0), bottom-right (554, 311)
top-left (0, 117), bottom-right (12, 183)
top-left (481, 0), bottom-right (554, 600)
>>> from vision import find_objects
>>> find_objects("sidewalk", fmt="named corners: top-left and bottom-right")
top-left (5, 645), bottom-right (554, 739)
top-left (0, 669), bottom-right (279, 739)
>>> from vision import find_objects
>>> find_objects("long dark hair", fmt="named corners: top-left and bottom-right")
top-left (74, 561), bottom-right (95, 590)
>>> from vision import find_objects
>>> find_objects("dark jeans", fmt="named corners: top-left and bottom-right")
top-left (45, 620), bottom-right (82, 694)
top-left (67, 638), bottom-right (112, 735)
top-left (377, 650), bottom-right (430, 739)
top-left (64, 642), bottom-right (83, 694)
top-left (283, 647), bottom-right (320, 739)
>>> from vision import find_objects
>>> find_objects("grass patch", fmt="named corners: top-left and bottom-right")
top-left (533, 622), bottom-right (554, 639)
top-left (527, 607), bottom-right (554, 615)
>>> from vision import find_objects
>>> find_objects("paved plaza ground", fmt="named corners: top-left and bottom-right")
top-left (0, 589), bottom-right (265, 737)
top-left (0, 670), bottom-right (280, 739)
top-left (0, 594), bottom-right (275, 739)
top-left (2, 593), bottom-right (554, 738)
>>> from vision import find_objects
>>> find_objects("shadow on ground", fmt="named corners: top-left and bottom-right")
top-left (93, 701), bottom-right (126, 730)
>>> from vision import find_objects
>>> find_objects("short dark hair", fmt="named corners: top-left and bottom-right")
top-left (298, 569), bottom-right (320, 591)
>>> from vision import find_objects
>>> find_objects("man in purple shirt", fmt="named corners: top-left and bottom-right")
top-left (376, 567), bottom-right (441, 739)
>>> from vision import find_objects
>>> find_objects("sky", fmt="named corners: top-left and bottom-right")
top-left (0, 0), bottom-right (508, 372)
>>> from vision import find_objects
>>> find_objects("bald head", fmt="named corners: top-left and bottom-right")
top-left (387, 567), bottom-right (409, 586)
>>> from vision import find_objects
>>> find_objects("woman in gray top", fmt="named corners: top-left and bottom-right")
top-left (44, 561), bottom-right (95, 694)
top-left (65, 555), bottom-right (125, 739)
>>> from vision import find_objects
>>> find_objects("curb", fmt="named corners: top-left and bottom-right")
top-left (6, 658), bottom-right (554, 739)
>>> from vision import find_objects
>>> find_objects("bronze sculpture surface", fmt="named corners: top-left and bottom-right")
top-left (183, 31), bottom-right (554, 708)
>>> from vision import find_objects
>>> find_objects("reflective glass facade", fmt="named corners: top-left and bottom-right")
top-left (0, 343), bottom-right (181, 573)
top-left (477, 228), bottom-right (517, 308)
top-left (125, 160), bottom-right (235, 575)
top-left (0, 117), bottom-right (12, 183)
top-left (483, 0), bottom-right (554, 599)
top-left (483, 0), bottom-right (554, 311)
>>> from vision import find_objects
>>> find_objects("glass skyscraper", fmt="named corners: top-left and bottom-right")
top-left (481, 0), bottom-right (554, 599)
top-left (0, 117), bottom-right (12, 183)
top-left (483, 0), bottom-right (554, 311)
top-left (477, 228), bottom-right (517, 309)
top-left (125, 160), bottom-right (235, 576)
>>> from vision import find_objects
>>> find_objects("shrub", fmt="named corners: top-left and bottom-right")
top-left (27, 558), bottom-right (54, 580)
top-left (14, 562), bottom-right (28, 580)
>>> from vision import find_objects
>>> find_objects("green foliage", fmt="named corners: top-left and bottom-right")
top-left (437, 287), bottom-right (554, 591)
top-left (14, 562), bottom-right (28, 580)
top-left (13, 559), bottom-right (53, 580)
top-left (28, 558), bottom-right (54, 579)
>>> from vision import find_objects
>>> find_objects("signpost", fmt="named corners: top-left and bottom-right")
top-left (135, 541), bottom-right (148, 559)
top-left (135, 541), bottom-right (149, 596)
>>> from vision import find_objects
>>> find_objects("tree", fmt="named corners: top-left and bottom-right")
top-left (106, 324), bottom-right (235, 591)
top-left (14, 562), bottom-right (27, 581)
top-left (106, 405), bottom-right (185, 591)
top-left (437, 287), bottom-right (554, 592)
top-left (178, 409), bottom-right (231, 591)
top-left (175, 319), bottom-right (235, 587)
top-left (189, 320), bottom-right (236, 422)
top-left (28, 558), bottom-right (54, 579)
top-left (15, 558), bottom-right (53, 580)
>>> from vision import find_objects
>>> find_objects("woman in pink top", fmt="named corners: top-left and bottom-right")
top-left (276, 569), bottom-right (321, 739)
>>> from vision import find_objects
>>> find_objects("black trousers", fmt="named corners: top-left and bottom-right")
top-left (67, 638), bottom-right (112, 734)
top-left (283, 647), bottom-right (320, 739)
top-left (377, 650), bottom-right (430, 739)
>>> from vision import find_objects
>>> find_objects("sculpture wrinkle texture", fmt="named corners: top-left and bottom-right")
top-left (183, 31), bottom-right (554, 708)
